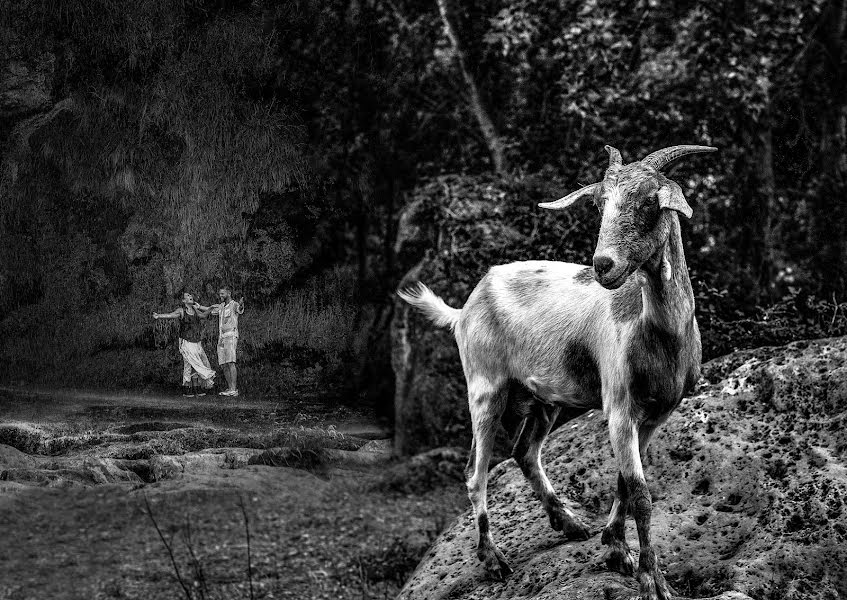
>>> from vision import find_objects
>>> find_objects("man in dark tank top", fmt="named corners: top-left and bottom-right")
top-left (153, 292), bottom-right (217, 397)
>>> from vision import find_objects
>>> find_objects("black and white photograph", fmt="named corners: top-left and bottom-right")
top-left (0, 1), bottom-right (845, 599)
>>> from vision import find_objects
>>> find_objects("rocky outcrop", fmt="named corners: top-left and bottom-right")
top-left (398, 337), bottom-right (847, 600)
top-left (0, 423), bottom-right (391, 488)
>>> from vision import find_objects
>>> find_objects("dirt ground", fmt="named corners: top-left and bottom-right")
top-left (0, 387), bottom-right (467, 600)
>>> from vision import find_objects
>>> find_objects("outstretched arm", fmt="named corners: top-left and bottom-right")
top-left (192, 302), bottom-right (213, 318)
top-left (236, 296), bottom-right (245, 315)
top-left (153, 308), bottom-right (183, 320)
top-left (201, 302), bottom-right (222, 315)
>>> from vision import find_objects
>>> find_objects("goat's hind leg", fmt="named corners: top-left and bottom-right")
top-left (513, 404), bottom-right (590, 540)
top-left (465, 378), bottom-right (511, 579)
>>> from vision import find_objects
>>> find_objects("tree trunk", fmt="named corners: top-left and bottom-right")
top-left (810, 0), bottom-right (847, 295)
top-left (736, 112), bottom-right (777, 303)
top-left (356, 186), bottom-right (368, 293)
top-left (435, 0), bottom-right (509, 175)
top-left (753, 121), bottom-right (778, 298)
top-left (383, 176), bottom-right (399, 290)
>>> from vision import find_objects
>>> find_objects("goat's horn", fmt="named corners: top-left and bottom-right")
top-left (539, 182), bottom-right (599, 210)
top-left (641, 145), bottom-right (718, 170)
top-left (604, 145), bottom-right (622, 168)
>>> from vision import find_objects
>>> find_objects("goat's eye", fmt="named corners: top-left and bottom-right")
top-left (640, 193), bottom-right (658, 208)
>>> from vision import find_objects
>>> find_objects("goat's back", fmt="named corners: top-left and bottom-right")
top-left (454, 260), bottom-right (616, 408)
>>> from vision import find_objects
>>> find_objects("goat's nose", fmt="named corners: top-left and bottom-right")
top-left (593, 255), bottom-right (615, 276)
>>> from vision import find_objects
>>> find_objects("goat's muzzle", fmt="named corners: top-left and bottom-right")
top-left (592, 252), bottom-right (629, 289)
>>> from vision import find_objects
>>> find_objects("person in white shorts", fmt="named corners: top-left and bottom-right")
top-left (200, 287), bottom-right (244, 397)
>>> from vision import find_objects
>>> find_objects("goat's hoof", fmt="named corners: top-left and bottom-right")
top-left (478, 545), bottom-right (512, 580)
top-left (636, 568), bottom-right (675, 600)
top-left (547, 506), bottom-right (591, 540)
top-left (603, 542), bottom-right (636, 576)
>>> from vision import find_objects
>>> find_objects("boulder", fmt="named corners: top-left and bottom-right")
top-left (0, 457), bottom-right (143, 487)
top-left (357, 438), bottom-right (393, 454)
top-left (399, 337), bottom-right (847, 600)
top-left (0, 443), bottom-right (39, 469)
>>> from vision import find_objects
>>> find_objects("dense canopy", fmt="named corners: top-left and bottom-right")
top-left (1, 0), bottom-right (846, 396)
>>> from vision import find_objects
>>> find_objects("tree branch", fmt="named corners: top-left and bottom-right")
top-left (436, 0), bottom-right (509, 174)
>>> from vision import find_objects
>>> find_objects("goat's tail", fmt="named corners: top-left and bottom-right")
top-left (397, 282), bottom-right (461, 331)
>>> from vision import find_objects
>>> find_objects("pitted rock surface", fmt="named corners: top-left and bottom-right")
top-left (398, 337), bottom-right (847, 600)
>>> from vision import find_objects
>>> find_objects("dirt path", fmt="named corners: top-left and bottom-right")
top-left (0, 384), bottom-right (386, 438)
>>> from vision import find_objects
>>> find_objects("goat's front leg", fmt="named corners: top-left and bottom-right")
top-left (601, 471), bottom-right (636, 575)
top-left (466, 379), bottom-right (511, 579)
top-left (607, 411), bottom-right (674, 600)
top-left (513, 404), bottom-right (590, 539)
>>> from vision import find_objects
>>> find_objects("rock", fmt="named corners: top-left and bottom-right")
top-left (0, 423), bottom-right (45, 454)
top-left (149, 455), bottom-right (183, 481)
top-left (324, 448), bottom-right (390, 469)
top-left (175, 452), bottom-right (227, 473)
top-left (399, 337), bottom-right (847, 600)
top-left (148, 451), bottom-right (240, 480)
top-left (358, 438), bottom-right (393, 454)
top-left (249, 446), bottom-right (328, 472)
top-left (376, 446), bottom-right (466, 494)
top-left (0, 458), bottom-right (143, 487)
top-left (0, 443), bottom-right (39, 469)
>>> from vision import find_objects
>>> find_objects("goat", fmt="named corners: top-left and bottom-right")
top-left (397, 144), bottom-right (716, 600)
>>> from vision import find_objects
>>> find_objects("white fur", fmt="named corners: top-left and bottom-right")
top-left (397, 282), bottom-right (461, 331)
top-left (454, 260), bottom-right (631, 413)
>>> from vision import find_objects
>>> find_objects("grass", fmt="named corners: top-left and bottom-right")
top-left (249, 267), bottom-right (359, 354)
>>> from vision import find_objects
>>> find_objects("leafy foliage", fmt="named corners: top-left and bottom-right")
top-left (1, 0), bottom-right (846, 400)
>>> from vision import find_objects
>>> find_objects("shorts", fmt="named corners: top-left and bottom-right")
top-left (217, 334), bottom-right (238, 364)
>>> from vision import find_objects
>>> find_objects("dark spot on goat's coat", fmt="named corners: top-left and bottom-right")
top-left (562, 341), bottom-right (602, 408)
top-left (507, 269), bottom-right (551, 305)
top-left (574, 267), bottom-right (594, 285)
top-left (610, 276), bottom-right (642, 322)
top-left (502, 380), bottom-right (536, 440)
top-left (628, 178), bottom-right (661, 236)
top-left (627, 319), bottom-right (699, 420)
top-left (477, 513), bottom-right (490, 536)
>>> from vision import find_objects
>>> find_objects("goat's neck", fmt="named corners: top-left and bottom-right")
top-left (638, 215), bottom-right (694, 333)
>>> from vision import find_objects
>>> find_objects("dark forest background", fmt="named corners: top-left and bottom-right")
top-left (1, 0), bottom-right (846, 419)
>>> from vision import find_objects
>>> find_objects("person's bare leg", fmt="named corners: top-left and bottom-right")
top-left (223, 363), bottom-right (235, 391)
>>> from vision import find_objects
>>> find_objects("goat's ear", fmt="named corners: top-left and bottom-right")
top-left (539, 182), bottom-right (599, 210)
top-left (657, 180), bottom-right (693, 219)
